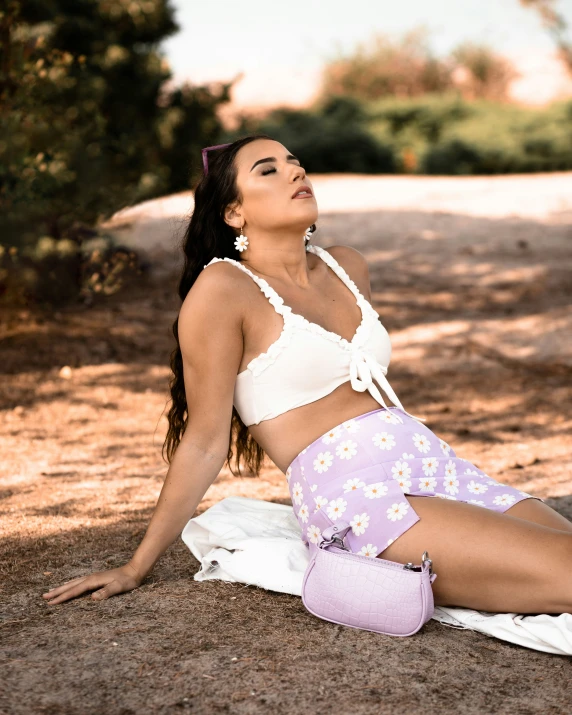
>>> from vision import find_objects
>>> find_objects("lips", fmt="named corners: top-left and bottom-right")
top-left (292, 185), bottom-right (313, 199)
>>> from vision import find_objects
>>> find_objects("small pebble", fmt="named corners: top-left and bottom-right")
top-left (59, 366), bottom-right (73, 379)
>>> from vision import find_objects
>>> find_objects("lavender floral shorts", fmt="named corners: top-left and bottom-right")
top-left (286, 407), bottom-right (543, 559)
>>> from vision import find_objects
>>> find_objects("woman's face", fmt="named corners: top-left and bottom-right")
top-left (227, 139), bottom-right (318, 234)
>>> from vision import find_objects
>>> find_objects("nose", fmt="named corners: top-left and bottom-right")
top-left (291, 164), bottom-right (305, 182)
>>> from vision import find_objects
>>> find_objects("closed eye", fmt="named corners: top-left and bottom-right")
top-left (261, 163), bottom-right (304, 176)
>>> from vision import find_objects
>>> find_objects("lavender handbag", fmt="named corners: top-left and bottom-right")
top-left (301, 519), bottom-right (438, 637)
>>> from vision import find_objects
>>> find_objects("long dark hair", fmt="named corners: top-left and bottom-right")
top-left (162, 134), bottom-right (315, 477)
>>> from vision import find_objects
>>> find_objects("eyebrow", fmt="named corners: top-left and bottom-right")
top-left (250, 154), bottom-right (300, 172)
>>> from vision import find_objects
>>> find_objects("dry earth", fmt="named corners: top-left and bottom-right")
top-left (1, 173), bottom-right (572, 714)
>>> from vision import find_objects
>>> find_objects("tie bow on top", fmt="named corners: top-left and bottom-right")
top-left (348, 348), bottom-right (424, 424)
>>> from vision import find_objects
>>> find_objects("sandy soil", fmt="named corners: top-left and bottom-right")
top-left (1, 174), bottom-right (572, 714)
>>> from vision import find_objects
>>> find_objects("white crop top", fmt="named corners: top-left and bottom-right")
top-left (203, 244), bottom-right (424, 427)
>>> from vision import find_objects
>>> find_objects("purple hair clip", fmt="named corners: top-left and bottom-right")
top-left (202, 142), bottom-right (232, 175)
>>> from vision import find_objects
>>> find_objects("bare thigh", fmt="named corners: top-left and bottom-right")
top-left (378, 496), bottom-right (572, 614)
top-left (504, 496), bottom-right (572, 533)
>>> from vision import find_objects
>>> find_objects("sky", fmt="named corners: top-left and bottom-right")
top-left (161, 0), bottom-right (572, 108)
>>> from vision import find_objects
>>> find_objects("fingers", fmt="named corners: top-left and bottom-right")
top-left (43, 574), bottom-right (105, 605)
top-left (42, 565), bottom-right (141, 605)
top-left (42, 575), bottom-right (91, 600)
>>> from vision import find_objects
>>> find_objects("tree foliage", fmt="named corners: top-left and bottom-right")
top-left (318, 28), bottom-right (519, 104)
top-left (232, 95), bottom-right (397, 174)
top-left (0, 0), bottom-right (232, 246)
top-left (520, 0), bottom-right (572, 74)
top-left (0, 0), bottom-right (232, 304)
top-left (320, 28), bottom-right (453, 101)
top-left (451, 43), bottom-right (519, 101)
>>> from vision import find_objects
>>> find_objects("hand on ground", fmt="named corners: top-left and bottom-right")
top-left (42, 563), bottom-right (144, 605)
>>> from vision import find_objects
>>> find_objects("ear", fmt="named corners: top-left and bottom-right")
top-left (224, 203), bottom-right (243, 231)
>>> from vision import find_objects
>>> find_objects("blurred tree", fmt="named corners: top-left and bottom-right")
top-left (157, 79), bottom-right (233, 192)
top-left (319, 28), bottom-right (453, 101)
top-left (451, 43), bottom-right (519, 101)
top-left (319, 28), bottom-right (519, 104)
top-left (0, 0), bottom-right (232, 304)
top-left (1, 0), bottom-right (174, 246)
top-left (0, 1), bottom-right (232, 244)
top-left (520, 0), bottom-right (572, 74)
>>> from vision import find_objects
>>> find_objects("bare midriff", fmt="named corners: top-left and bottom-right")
top-left (235, 248), bottom-right (386, 475)
top-left (247, 382), bottom-right (384, 475)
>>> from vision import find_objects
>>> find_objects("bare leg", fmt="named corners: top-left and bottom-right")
top-left (377, 496), bottom-right (572, 614)
top-left (504, 497), bottom-right (572, 533)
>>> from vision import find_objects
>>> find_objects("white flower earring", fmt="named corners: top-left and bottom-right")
top-left (234, 224), bottom-right (249, 252)
top-left (304, 226), bottom-right (313, 245)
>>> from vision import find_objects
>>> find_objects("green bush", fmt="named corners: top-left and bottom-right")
top-left (420, 100), bottom-right (572, 174)
top-left (232, 96), bottom-right (397, 173)
top-left (233, 95), bottom-right (572, 176)
top-left (365, 94), bottom-right (476, 171)
top-left (367, 94), bottom-right (474, 143)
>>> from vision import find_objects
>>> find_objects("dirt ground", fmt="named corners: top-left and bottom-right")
top-left (1, 174), bottom-right (572, 714)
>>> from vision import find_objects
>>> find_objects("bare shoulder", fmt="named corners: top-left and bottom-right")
top-left (177, 259), bottom-right (247, 381)
top-left (179, 259), bottom-right (248, 329)
top-left (321, 244), bottom-right (372, 301)
top-left (175, 259), bottom-right (247, 442)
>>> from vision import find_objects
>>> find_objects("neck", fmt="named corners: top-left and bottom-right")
top-left (240, 240), bottom-right (312, 287)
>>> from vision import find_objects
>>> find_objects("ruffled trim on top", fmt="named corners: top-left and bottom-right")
top-left (204, 255), bottom-right (294, 377)
top-left (245, 319), bottom-right (294, 377)
top-left (305, 244), bottom-right (380, 347)
top-left (203, 248), bottom-right (382, 376)
top-left (204, 256), bottom-right (291, 316)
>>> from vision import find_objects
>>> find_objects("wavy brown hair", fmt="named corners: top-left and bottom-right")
top-left (162, 134), bottom-right (316, 477)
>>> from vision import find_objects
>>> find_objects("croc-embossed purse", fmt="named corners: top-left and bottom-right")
top-left (301, 518), bottom-right (438, 637)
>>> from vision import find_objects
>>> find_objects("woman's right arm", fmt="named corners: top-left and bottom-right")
top-left (42, 263), bottom-right (246, 605)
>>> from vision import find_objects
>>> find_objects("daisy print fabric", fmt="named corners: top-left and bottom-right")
top-left (286, 407), bottom-right (544, 558)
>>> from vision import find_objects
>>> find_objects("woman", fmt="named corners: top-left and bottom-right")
top-left (43, 135), bottom-right (572, 614)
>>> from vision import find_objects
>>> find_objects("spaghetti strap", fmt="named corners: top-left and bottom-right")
top-left (204, 244), bottom-right (361, 314)
top-left (203, 255), bottom-right (292, 317)
top-left (306, 244), bottom-right (362, 303)
top-left (203, 247), bottom-right (425, 426)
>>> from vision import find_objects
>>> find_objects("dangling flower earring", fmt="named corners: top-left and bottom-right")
top-left (234, 224), bottom-right (249, 252)
top-left (303, 226), bottom-right (313, 245)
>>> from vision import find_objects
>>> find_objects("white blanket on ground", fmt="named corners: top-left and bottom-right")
top-left (181, 496), bottom-right (572, 656)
